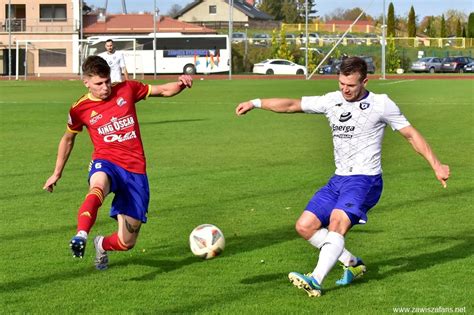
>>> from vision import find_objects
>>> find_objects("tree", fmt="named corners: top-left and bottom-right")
top-left (425, 16), bottom-right (437, 37)
top-left (281, 0), bottom-right (299, 23)
top-left (387, 2), bottom-right (396, 37)
top-left (324, 7), bottom-right (373, 22)
top-left (407, 6), bottom-right (416, 37)
top-left (468, 12), bottom-right (474, 38)
top-left (167, 4), bottom-right (182, 17)
top-left (386, 36), bottom-right (400, 73)
top-left (456, 19), bottom-right (462, 37)
top-left (440, 14), bottom-right (447, 37)
top-left (275, 25), bottom-right (293, 61)
top-left (258, 0), bottom-right (283, 20)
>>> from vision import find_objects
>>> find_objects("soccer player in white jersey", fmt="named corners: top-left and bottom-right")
top-left (98, 39), bottom-right (129, 83)
top-left (235, 57), bottom-right (450, 297)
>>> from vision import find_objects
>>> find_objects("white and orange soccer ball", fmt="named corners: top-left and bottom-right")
top-left (189, 224), bottom-right (225, 259)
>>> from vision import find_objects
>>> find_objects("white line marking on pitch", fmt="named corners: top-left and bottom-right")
top-left (380, 79), bottom-right (416, 85)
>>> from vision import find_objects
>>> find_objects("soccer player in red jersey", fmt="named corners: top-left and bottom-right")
top-left (43, 56), bottom-right (192, 270)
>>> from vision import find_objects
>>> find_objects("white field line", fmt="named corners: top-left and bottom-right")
top-left (379, 79), bottom-right (416, 85)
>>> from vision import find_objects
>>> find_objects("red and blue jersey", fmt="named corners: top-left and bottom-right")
top-left (67, 80), bottom-right (151, 174)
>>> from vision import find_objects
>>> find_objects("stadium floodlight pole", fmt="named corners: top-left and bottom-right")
top-left (304, 0), bottom-right (308, 79)
top-left (228, 0), bottom-right (233, 80)
top-left (8, 0), bottom-right (12, 80)
top-left (381, 0), bottom-right (387, 80)
top-left (153, 0), bottom-right (157, 79)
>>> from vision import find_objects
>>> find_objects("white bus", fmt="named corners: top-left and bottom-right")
top-left (85, 34), bottom-right (230, 75)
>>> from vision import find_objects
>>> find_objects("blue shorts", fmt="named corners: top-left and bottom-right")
top-left (88, 159), bottom-right (149, 223)
top-left (305, 174), bottom-right (383, 226)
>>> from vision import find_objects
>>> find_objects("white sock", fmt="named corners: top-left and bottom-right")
top-left (96, 236), bottom-right (105, 253)
top-left (308, 229), bottom-right (357, 267)
top-left (339, 249), bottom-right (357, 267)
top-left (307, 228), bottom-right (328, 248)
top-left (76, 230), bottom-right (88, 240)
top-left (312, 231), bottom-right (345, 284)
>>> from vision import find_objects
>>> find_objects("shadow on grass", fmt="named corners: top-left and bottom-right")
top-left (324, 232), bottom-right (473, 294)
top-left (0, 224), bottom-right (298, 291)
top-left (119, 224), bottom-right (300, 282)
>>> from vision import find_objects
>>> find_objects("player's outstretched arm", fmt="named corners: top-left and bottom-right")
top-left (150, 75), bottom-right (193, 97)
top-left (398, 125), bottom-right (450, 188)
top-left (43, 131), bottom-right (77, 193)
top-left (235, 98), bottom-right (302, 116)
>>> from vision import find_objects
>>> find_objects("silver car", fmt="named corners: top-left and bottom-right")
top-left (410, 57), bottom-right (443, 73)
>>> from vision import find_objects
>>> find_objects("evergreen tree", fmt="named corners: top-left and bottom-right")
top-left (386, 36), bottom-right (400, 73)
top-left (462, 26), bottom-right (466, 38)
top-left (258, 0), bottom-right (283, 20)
top-left (407, 6), bottom-right (416, 37)
top-left (456, 19), bottom-right (462, 37)
top-left (282, 0), bottom-right (299, 23)
top-left (387, 2), bottom-right (396, 37)
top-left (426, 16), bottom-right (436, 37)
top-left (440, 14), bottom-right (447, 37)
top-left (468, 12), bottom-right (474, 38)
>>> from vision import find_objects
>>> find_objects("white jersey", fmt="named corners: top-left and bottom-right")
top-left (301, 91), bottom-right (410, 176)
top-left (98, 51), bottom-right (126, 83)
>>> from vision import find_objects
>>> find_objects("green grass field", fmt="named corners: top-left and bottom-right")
top-left (1, 77), bottom-right (473, 314)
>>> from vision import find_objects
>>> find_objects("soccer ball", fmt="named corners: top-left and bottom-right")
top-left (189, 224), bottom-right (225, 259)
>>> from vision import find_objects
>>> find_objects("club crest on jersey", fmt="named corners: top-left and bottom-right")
top-left (116, 97), bottom-right (127, 107)
top-left (339, 112), bottom-right (352, 122)
top-left (360, 102), bottom-right (370, 110)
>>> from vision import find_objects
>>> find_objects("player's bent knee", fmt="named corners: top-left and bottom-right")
top-left (295, 221), bottom-right (314, 239)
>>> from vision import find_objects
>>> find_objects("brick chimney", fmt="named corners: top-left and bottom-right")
top-left (244, 0), bottom-right (255, 6)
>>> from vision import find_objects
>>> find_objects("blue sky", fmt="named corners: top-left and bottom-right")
top-left (85, 0), bottom-right (473, 18)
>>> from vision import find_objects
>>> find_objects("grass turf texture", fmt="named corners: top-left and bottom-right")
top-left (1, 78), bottom-right (472, 314)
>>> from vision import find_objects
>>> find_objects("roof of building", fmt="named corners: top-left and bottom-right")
top-left (83, 14), bottom-right (217, 35)
top-left (173, 0), bottom-right (273, 20)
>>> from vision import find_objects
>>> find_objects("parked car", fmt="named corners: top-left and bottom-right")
top-left (321, 34), bottom-right (341, 45)
top-left (441, 56), bottom-right (473, 73)
top-left (410, 57), bottom-right (443, 73)
top-left (301, 33), bottom-right (321, 44)
top-left (251, 33), bottom-right (270, 46)
top-left (364, 33), bottom-right (380, 45)
top-left (319, 58), bottom-right (342, 74)
top-left (285, 34), bottom-right (297, 44)
top-left (361, 56), bottom-right (376, 73)
top-left (232, 32), bottom-right (246, 43)
top-left (299, 47), bottom-right (324, 55)
top-left (463, 62), bottom-right (474, 73)
top-left (253, 59), bottom-right (307, 75)
top-left (319, 56), bottom-right (375, 74)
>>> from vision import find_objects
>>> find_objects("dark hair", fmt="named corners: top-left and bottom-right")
top-left (105, 39), bottom-right (114, 44)
top-left (339, 57), bottom-right (367, 81)
top-left (82, 55), bottom-right (110, 78)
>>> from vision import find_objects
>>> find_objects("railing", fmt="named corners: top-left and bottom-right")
top-left (283, 22), bottom-right (380, 34)
top-left (0, 18), bottom-right (78, 33)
